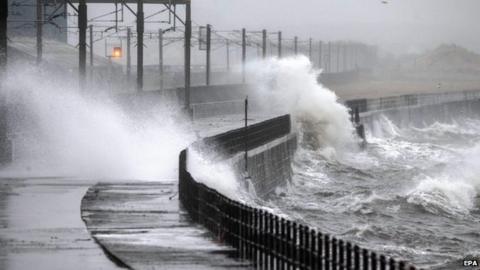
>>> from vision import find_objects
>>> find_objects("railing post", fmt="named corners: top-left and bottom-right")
top-left (292, 223), bottom-right (298, 269)
top-left (280, 218), bottom-right (286, 270)
top-left (371, 252), bottom-right (377, 270)
top-left (389, 258), bottom-right (396, 270)
top-left (288, 221), bottom-right (294, 270)
top-left (295, 224), bottom-right (305, 269)
top-left (261, 211), bottom-right (267, 269)
top-left (325, 235), bottom-right (330, 270)
top-left (379, 255), bottom-right (386, 270)
top-left (244, 206), bottom-right (249, 260)
top-left (362, 249), bottom-right (369, 270)
top-left (399, 261), bottom-right (406, 270)
top-left (332, 238), bottom-right (337, 270)
top-left (346, 242), bottom-right (352, 270)
top-left (338, 240), bottom-right (344, 270)
top-left (269, 213), bottom-right (275, 269)
top-left (310, 229), bottom-right (316, 270)
top-left (275, 216), bottom-right (280, 269)
top-left (248, 207), bottom-right (254, 260)
top-left (305, 227), bottom-right (311, 270)
top-left (317, 233), bottom-right (323, 270)
top-left (253, 209), bottom-right (259, 267)
top-left (354, 245), bottom-right (360, 270)
top-left (240, 205), bottom-right (245, 260)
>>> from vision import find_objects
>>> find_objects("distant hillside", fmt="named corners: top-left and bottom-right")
top-left (415, 44), bottom-right (480, 73)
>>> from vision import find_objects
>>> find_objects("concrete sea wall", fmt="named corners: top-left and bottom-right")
top-left (190, 114), bottom-right (296, 195)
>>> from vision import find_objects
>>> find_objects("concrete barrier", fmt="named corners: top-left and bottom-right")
top-left (190, 114), bottom-right (297, 196)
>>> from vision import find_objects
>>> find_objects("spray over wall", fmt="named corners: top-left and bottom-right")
top-left (0, 64), bottom-right (192, 180)
top-left (247, 56), bottom-right (355, 155)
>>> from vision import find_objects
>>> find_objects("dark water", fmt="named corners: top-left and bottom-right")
top-left (269, 115), bottom-right (480, 269)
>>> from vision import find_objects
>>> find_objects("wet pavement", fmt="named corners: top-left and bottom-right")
top-left (81, 182), bottom-right (251, 270)
top-left (0, 177), bottom-right (125, 270)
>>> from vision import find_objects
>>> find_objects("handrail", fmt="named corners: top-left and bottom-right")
top-left (178, 114), bottom-right (418, 270)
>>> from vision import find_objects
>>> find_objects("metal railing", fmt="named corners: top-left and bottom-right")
top-left (179, 115), bottom-right (418, 270)
top-left (345, 88), bottom-right (480, 114)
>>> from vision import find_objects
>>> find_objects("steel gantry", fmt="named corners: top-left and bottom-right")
top-left (55, 0), bottom-right (191, 108)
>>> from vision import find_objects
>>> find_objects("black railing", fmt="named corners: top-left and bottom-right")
top-left (179, 115), bottom-right (417, 270)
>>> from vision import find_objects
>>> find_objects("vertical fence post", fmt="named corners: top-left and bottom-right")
top-left (339, 240), bottom-right (344, 270)
top-left (332, 238), bottom-right (337, 270)
top-left (254, 209), bottom-right (259, 267)
top-left (371, 252), bottom-right (377, 270)
top-left (275, 216), bottom-right (280, 269)
top-left (370, 252), bottom-right (377, 270)
top-left (389, 258), bottom-right (396, 270)
top-left (325, 235), bottom-right (330, 270)
top-left (262, 211), bottom-right (268, 270)
top-left (239, 205), bottom-right (244, 259)
top-left (380, 255), bottom-right (386, 270)
top-left (293, 223), bottom-right (298, 269)
top-left (281, 219), bottom-right (286, 270)
top-left (318, 233), bottom-right (323, 270)
top-left (249, 207), bottom-right (254, 260)
top-left (245, 206), bottom-right (250, 260)
top-left (346, 242), bottom-right (352, 270)
top-left (310, 229), bottom-right (316, 270)
top-left (354, 245), bottom-right (360, 270)
top-left (258, 210), bottom-right (263, 268)
top-left (363, 249), bottom-right (369, 270)
top-left (268, 213), bottom-right (278, 269)
top-left (295, 224), bottom-right (305, 269)
top-left (399, 261), bottom-right (406, 270)
top-left (305, 227), bottom-right (311, 270)
top-left (287, 221), bottom-right (293, 270)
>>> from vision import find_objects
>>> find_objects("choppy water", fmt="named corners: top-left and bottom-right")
top-left (269, 114), bottom-right (480, 269)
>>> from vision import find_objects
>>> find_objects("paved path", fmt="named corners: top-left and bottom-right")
top-left (0, 177), bottom-right (124, 270)
top-left (81, 182), bottom-right (251, 270)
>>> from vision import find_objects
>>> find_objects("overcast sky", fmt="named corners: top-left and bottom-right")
top-left (80, 0), bottom-right (480, 57)
top-left (191, 0), bottom-right (480, 54)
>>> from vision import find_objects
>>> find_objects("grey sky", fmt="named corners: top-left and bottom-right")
top-left (80, 0), bottom-right (480, 58)
top-left (192, 0), bottom-right (480, 54)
